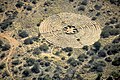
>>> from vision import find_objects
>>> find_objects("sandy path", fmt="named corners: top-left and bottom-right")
top-left (0, 32), bottom-right (19, 80)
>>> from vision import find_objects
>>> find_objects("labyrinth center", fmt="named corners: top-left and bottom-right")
top-left (39, 12), bottom-right (101, 48)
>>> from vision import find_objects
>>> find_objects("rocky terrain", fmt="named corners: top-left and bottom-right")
top-left (0, 0), bottom-right (120, 80)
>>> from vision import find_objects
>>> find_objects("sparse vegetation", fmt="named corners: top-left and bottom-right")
top-left (24, 38), bottom-right (33, 45)
top-left (18, 30), bottom-right (29, 38)
top-left (67, 57), bottom-right (80, 67)
top-left (62, 47), bottom-right (73, 52)
top-left (22, 69), bottom-right (31, 77)
top-left (31, 63), bottom-right (40, 73)
top-left (82, 45), bottom-right (89, 51)
top-left (15, 1), bottom-right (24, 8)
top-left (12, 59), bottom-right (21, 65)
top-left (26, 58), bottom-right (35, 66)
top-left (98, 50), bottom-right (107, 57)
top-left (112, 57), bottom-right (120, 66)
top-left (39, 43), bottom-right (49, 52)
top-left (78, 54), bottom-right (88, 62)
top-left (0, 63), bottom-right (5, 70)
top-left (0, 0), bottom-right (119, 80)
top-left (93, 41), bottom-right (101, 51)
top-left (0, 4), bottom-right (5, 13)
top-left (33, 47), bottom-right (41, 55)
top-left (26, 5), bottom-right (32, 11)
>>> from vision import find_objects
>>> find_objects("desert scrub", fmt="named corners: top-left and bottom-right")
top-left (97, 50), bottom-right (107, 57)
top-left (39, 43), bottom-right (49, 52)
top-left (62, 47), bottom-right (73, 52)
top-left (82, 45), bottom-right (89, 51)
top-left (112, 57), bottom-right (120, 66)
top-left (112, 35), bottom-right (120, 43)
top-left (93, 41), bottom-right (101, 51)
top-left (15, 1), bottom-right (24, 8)
top-left (33, 47), bottom-right (41, 55)
top-left (24, 38), bottom-right (33, 45)
top-left (12, 59), bottom-right (21, 65)
top-left (0, 63), bottom-right (5, 70)
top-left (67, 57), bottom-right (80, 67)
top-left (22, 69), bottom-right (31, 77)
top-left (25, 58), bottom-right (35, 66)
top-left (0, 4), bottom-right (5, 13)
top-left (26, 5), bottom-right (32, 11)
top-left (18, 30), bottom-right (29, 38)
top-left (31, 63), bottom-right (40, 73)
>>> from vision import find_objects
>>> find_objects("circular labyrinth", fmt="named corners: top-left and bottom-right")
top-left (39, 12), bottom-right (101, 48)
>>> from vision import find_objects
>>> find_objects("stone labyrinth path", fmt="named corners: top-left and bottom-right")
top-left (39, 12), bottom-right (101, 48)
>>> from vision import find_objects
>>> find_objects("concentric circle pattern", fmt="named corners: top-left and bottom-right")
top-left (39, 12), bottom-right (101, 48)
